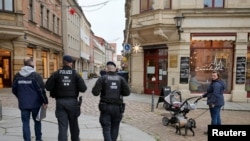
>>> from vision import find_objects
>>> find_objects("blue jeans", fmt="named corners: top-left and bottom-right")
top-left (209, 105), bottom-right (222, 125)
top-left (21, 108), bottom-right (42, 141)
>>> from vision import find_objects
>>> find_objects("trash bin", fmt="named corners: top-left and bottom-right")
top-left (117, 71), bottom-right (129, 82)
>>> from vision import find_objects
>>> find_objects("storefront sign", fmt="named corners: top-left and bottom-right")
top-left (236, 57), bottom-right (246, 84)
top-left (170, 55), bottom-right (178, 68)
top-left (180, 57), bottom-right (190, 84)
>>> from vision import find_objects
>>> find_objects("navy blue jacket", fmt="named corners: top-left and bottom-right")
top-left (12, 66), bottom-right (48, 110)
top-left (202, 79), bottom-right (225, 106)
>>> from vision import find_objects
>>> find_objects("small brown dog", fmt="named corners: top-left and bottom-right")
top-left (175, 118), bottom-right (196, 136)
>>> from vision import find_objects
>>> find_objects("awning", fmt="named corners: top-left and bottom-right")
top-left (192, 36), bottom-right (236, 41)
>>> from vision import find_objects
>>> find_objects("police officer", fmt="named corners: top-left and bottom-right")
top-left (45, 55), bottom-right (87, 141)
top-left (92, 61), bottom-right (130, 141)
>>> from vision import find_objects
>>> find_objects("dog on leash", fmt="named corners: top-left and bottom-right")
top-left (175, 118), bottom-right (196, 136)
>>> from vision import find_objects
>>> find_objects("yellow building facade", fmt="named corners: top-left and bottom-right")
top-left (124, 0), bottom-right (250, 102)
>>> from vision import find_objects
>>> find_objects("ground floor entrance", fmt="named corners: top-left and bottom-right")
top-left (0, 49), bottom-right (11, 88)
top-left (144, 47), bottom-right (168, 95)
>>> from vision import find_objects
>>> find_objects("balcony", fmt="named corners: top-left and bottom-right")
top-left (130, 10), bottom-right (177, 43)
top-left (0, 12), bottom-right (25, 39)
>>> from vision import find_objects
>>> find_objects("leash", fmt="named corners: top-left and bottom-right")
top-left (192, 98), bottom-right (209, 120)
top-left (192, 108), bottom-right (209, 120)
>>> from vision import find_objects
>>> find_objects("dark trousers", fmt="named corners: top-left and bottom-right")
top-left (21, 108), bottom-right (42, 141)
top-left (56, 98), bottom-right (80, 141)
top-left (99, 103), bottom-right (123, 141)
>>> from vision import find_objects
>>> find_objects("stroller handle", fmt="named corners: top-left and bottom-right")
top-left (180, 96), bottom-right (201, 107)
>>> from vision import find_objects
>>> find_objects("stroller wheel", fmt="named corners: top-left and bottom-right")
top-left (162, 117), bottom-right (169, 126)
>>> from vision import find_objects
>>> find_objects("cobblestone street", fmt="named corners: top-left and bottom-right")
top-left (1, 78), bottom-right (250, 141)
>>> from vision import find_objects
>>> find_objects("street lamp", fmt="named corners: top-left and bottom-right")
top-left (174, 15), bottom-right (184, 40)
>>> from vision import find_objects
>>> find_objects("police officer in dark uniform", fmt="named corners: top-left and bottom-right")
top-left (92, 61), bottom-right (130, 141)
top-left (45, 55), bottom-right (87, 141)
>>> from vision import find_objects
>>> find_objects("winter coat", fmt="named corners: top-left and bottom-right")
top-left (202, 79), bottom-right (225, 106)
top-left (12, 66), bottom-right (48, 110)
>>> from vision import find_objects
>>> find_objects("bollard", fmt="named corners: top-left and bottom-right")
top-left (0, 99), bottom-right (2, 121)
top-left (151, 90), bottom-right (154, 112)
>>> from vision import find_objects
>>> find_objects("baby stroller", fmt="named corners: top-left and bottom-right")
top-left (162, 90), bottom-right (201, 126)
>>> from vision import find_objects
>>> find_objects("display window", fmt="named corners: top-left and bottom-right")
top-left (42, 51), bottom-right (48, 78)
top-left (190, 40), bottom-right (234, 93)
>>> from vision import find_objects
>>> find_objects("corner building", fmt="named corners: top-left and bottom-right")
top-left (124, 0), bottom-right (250, 102)
top-left (0, 0), bottom-right (63, 88)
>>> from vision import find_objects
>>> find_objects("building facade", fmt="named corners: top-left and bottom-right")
top-left (79, 6), bottom-right (91, 79)
top-left (0, 0), bottom-right (119, 88)
top-left (0, 0), bottom-right (63, 88)
top-left (124, 0), bottom-right (250, 102)
top-left (61, 0), bottom-right (81, 69)
top-left (93, 35), bottom-right (105, 76)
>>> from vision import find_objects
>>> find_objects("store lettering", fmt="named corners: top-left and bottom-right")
top-left (195, 66), bottom-right (224, 71)
top-left (195, 58), bottom-right (224, 72)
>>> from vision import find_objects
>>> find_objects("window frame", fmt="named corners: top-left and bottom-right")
top-left (204, 0), bottom-right (224, 8)
top-left (46, 9), bottom-right (50, 30)
top-left (190, 40), bottom-right (234, 93)
top-left (40, 5), bottom-right (44, 27)
top-left (163, 0), bottom-right (172, 9)
top-left (140, 0), bottom-right (153, 12)
top-left (29, 0), bottom-right (34, 21)
top-left (0, 0), bottom-right (14, 12)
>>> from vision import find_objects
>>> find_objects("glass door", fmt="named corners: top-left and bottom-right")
top-left (144, 49), bottom-right (168, 95)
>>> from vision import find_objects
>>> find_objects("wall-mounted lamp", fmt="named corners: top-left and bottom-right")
top-left (132, 43), bottom-right (141, 54)
top-left (174, 16), bottom-right (184, 40)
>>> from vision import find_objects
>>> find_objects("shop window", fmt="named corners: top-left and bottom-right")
top-left (42, 51), bottom-right (48, 78)
top-left (53, 53), bottom-right (59, 72)
top-left (190, 40), bottom-right (234, 93)
top-left (26, 48), bottom-right (33, 57)
top-left (204, 0), bottom-right (224, 8)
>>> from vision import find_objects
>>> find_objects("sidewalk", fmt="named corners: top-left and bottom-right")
top-left (0, 77), bottom-right (250, 141)
top-left (0, 107), bottom-right (156, 141)
top-left (1, 93), bottom-right (249, 141)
